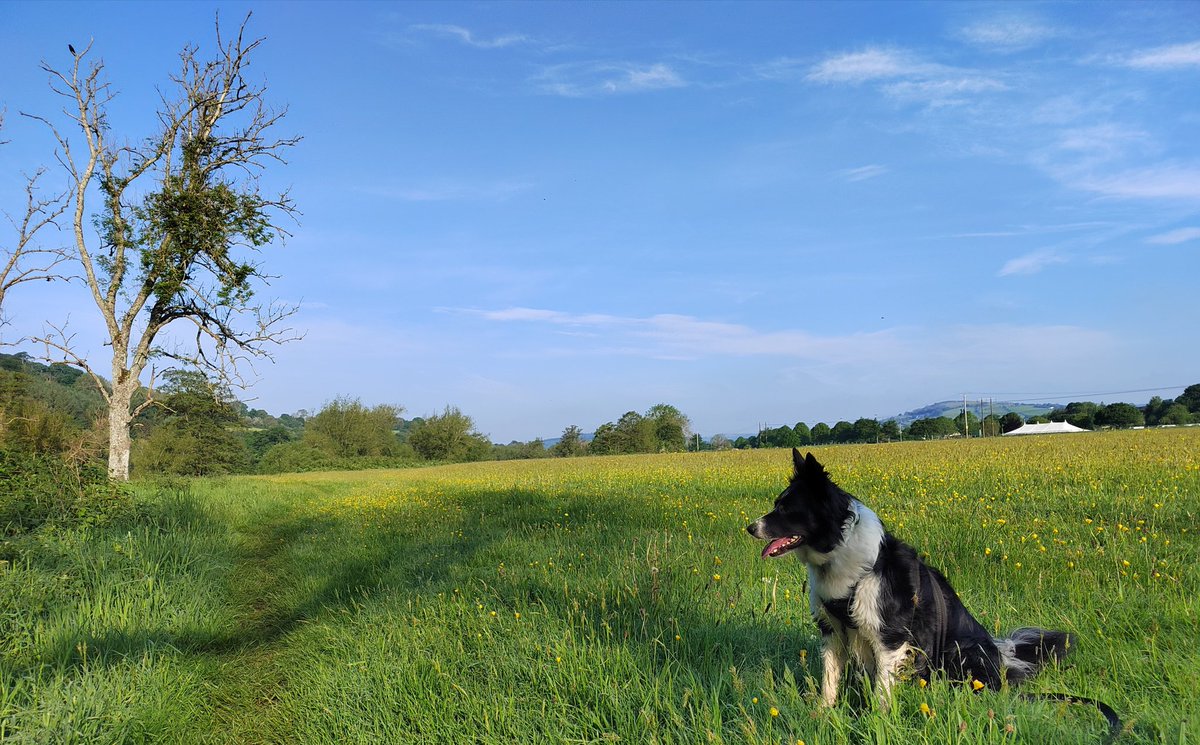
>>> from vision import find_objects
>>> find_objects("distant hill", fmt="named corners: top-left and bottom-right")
top-left (0, 352), bottom-right (1147, 447)
top-left (888, 400), bottom-right (1059, 427)
top-left (542, 432), bottom-right (595, 449)
top-left (544, 401), bottom-right (1063, 444)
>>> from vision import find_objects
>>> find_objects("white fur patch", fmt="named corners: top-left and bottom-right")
top-left (806, 500), bottom-right (885, 603)
top-left (995, 629), bottom-right (1042, 681)
top-left (820, 632), bottom-right (847, 707)
top-left (805, 500), bottom-right (896, 707)
top-left (851, 572), bottom-right (885, 633)
top-left (873, 643), bottom-right (912, 706)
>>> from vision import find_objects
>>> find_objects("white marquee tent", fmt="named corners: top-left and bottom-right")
top-left (1003, 421), bottom-right (1089, 436)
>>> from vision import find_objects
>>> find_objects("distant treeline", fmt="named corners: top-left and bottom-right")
top-left (0, 353), bottom-right (692, 477)
top-left (2, 353), bottom-right (1198, 483)
top-left (730, 389), bottom-right (1199, 448)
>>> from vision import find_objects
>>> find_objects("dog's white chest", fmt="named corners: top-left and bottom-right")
top-left (806, 502), bottom-right (885, 602)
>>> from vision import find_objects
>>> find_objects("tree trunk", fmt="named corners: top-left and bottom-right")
top-left (107, 382), bottom-right (135, 481)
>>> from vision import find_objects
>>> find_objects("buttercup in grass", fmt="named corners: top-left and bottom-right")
top-left (18, 430), bottom-right (1180, 743)
top-left (747, 450), bottom-right (1074, 706)
top-left (746, 448), bottom-right (1128, 740)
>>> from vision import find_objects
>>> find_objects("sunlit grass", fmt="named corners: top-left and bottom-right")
top-left (1, 429), bottom-right (1196, 742)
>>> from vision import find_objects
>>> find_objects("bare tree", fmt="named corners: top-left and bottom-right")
top-left (25, 16), bottom-right (301, 480)
top-left (0, 112), bottom-right (69, 327)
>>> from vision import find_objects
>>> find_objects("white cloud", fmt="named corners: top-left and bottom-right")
top-left (839, 164), bottom-right (888, 182)
top-left (1146, 227), bottom-right (1200, 245)
top-left (1055, 123), bottom-right (1149, 156)
top-left (947, 222), bottom-right (1114, 239)
top-left (470, 307), bottom-right (624, 325)
top-left (536, 62), bottom-right (686, 97)
top-left (410, 24), bottom-right (531, 49)
top-left (1122, 40), bottom-right (1200, 70)
top-left (956, 18), bottom-right (1056, 52)
top-left (807, 47), bottom-right (1005, 106)
top-left (1030, 96), bottom-right (1103, 126)
top-left (612, 63), bottom-right (684, 93)
top-left (998, 250), bottom-right (1068, 276)
top-left (452, 309), bottom-right (1118, 402)
top-left (455, 306), bottom-right (903, 363)
top-left (807, 48), bottom-right (931, 84)
top-left (1075, 165), bottom-right (1200, 201)
top-left (882, 76), bottom-right (1008, 105)
top-left (754, 56), bottom-right (807, 81)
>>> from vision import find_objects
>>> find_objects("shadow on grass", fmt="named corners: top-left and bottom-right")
top-left (37, 482), bottom-right (820, 716)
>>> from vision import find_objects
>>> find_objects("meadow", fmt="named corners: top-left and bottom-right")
top-left (1, 429), bottom-right (1196, 743)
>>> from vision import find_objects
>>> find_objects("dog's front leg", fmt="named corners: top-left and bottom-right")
top-left (872, 644), bottom-right (911, 711)
top-left (820, 631), bottom-right (848, 707)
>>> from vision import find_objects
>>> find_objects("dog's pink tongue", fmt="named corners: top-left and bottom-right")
top-left (762, 537), bottom-right (794, 559)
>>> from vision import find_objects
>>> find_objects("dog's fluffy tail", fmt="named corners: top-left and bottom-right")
top-left (996, 628), bottom-right (1074, 684)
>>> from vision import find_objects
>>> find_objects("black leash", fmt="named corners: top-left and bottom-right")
top-left (1019, 693), bottom-right (1124, 743)
top-left (915, 565), bottom-right (1124, 742)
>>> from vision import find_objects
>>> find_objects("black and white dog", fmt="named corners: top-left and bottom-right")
top-left (747, 449), bottom-right (1072, 708)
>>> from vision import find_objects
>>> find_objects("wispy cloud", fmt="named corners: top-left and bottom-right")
top-left (807, 48), bottom-right (933, 84)
top-left (1146, 226), bottom-right (1200, 245)
top-left (410, 23), bottom-right (532, 49)
top-left (1073, 165), bottom-right (1200, 201)
top-left (839, 164), bottom-right (888, 182)
top-left (449, 308), bottom-right (1116, 392)
top-left (882, 76), bottom-right (1007, 105)
top-left (956, 17), bottom-right (1056, 52)
top-left (753, 56), bottom-right (807, 81)
top-left (452, 307), bottom-right (902, 362)
top-left (535, 61), bottom-right (686, 97)
top-left (947, 222), bottom-right (1114, 239)
top-left (469, 307), bottom-right (624, 325)
top-left (1055, 123), bottom-right (1150, 157)
top-left (1121, 40), bottom-right (1200, 70)
top-left (998, 250), bottom-right (1069, 276)
top-left (807, 46), bottom-right (1006, 106)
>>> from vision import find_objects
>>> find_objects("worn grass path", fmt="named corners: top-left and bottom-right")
top-left (203, 504), bottom-right (303, 745)
top-left (187, 435), bottom-right (1198, 744)
top-left (5, 432), bottom-right (1196, 743)
top-left (196, 479), bottom-right (385, 745)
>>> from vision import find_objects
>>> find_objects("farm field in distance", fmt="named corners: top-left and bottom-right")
top-left (1, 429), bottom-right (1196, 743)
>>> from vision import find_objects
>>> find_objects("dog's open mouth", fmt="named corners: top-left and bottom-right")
top-left (762, 535), bottom-right (803, 558)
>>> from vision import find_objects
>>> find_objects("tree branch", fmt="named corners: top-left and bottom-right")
top-left (28, 320), bottom-right (113, 406)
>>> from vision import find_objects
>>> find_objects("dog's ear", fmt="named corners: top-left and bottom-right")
top-left (800, 452), bottom-right (830, 485)
top-left (792, 447), bottom-right (805, 476)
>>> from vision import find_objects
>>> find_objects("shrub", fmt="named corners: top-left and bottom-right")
top-left (0, 451), bottom-right (128, 536)
top-left (257, 441), bottom-right (339, 474)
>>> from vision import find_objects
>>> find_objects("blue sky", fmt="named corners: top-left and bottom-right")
top-left (2, 1), bottom-right (1198, 441)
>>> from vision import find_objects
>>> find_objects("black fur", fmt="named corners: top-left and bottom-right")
top-left (747, 449), bottom-right (1072, 691)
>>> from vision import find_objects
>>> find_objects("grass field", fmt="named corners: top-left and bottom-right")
top-left (1, 429), bottom-right (1197, 743)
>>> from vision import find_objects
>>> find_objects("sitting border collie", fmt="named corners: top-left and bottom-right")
top-left (746, 449), bottom-right (1072, 708)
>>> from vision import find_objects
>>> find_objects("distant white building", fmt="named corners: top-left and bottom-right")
top-left (1003, 421), bottom-right (1089, 436)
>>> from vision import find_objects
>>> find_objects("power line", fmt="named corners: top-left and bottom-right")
top-left (959, 385), bottom-right (1190, 403)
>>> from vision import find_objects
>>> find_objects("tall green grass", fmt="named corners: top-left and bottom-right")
top-left (1, 430), bottom-right (1196, 743)
top-left (0, 486), bottom-right (235, 741)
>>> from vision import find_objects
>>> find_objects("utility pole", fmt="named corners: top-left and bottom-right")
top-left (963, 394), bottom-right (969, 438)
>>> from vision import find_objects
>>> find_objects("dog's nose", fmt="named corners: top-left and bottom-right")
top-left (746, 521), bottom-right (760, 537)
